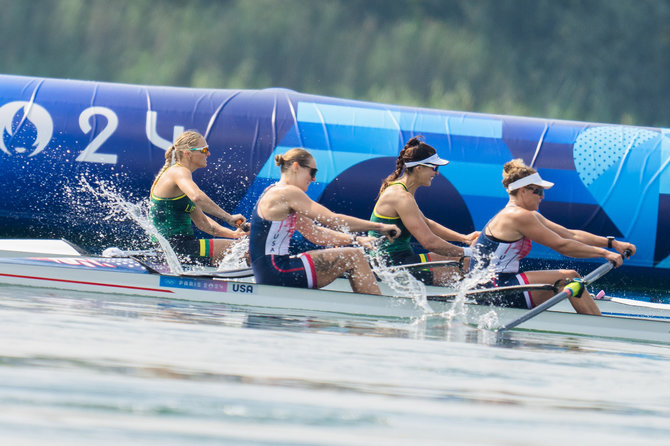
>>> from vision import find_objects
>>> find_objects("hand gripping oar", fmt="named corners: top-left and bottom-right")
top-left (499, 250), bottom-right (631, 331)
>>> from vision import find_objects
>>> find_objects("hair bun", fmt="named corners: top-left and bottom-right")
top-left (274, 154), bottom-right (284, 166)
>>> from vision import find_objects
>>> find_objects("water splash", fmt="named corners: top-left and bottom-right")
top-left (369, 255), bottom-right (433, 313)
top-left (440, 252), bottom-right (498, 326)
top-left (74, 176), bottom-right (184, 274)
top-left (217, 237), bottom-right (250, 271)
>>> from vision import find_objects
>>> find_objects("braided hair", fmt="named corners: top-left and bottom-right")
top-left (378, 135), bottom-right (437, 196)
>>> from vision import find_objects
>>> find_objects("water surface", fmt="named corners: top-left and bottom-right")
top-left (1, 284), bottom-right (669, 445)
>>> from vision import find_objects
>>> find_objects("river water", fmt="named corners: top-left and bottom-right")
top-left (1, 282), bottom-right (669, 445)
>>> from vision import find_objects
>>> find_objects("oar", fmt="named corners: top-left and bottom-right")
top-left (427, 283), bottom-right (557, 303)
top-left (235, 219), bottom-right (250, 232)
top-left (386, 260), bottom-right (460, 272)
top-left (499, 250), bottom-right (631, 331)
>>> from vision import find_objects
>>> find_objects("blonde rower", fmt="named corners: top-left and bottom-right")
top-left (150, 130), bottom-right (247, 265)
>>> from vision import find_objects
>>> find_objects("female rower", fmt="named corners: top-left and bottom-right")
top-left (249, 148), bottom-right (400, 295)
top-left (469, 159), bottom-right (636, 315)
top-left (150, 130), bottom-right (247, 265)
top-left (369, 136), bottom-right (479, 285)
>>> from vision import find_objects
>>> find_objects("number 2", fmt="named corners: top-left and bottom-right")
top-left (76, 107), bottom-right (118, 164)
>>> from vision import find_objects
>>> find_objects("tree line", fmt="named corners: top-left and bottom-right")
top-left (1, 0), bottom-right (669, 127)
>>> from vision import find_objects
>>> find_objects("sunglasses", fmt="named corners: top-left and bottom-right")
top-left (188, 145), bottom-right (209, 155)
top-left (299, 163), bottom-right (318, 179)
top-left (418, 163), bottom-right (439, 172)
top-left (526, 186), bottom-right (545, 197)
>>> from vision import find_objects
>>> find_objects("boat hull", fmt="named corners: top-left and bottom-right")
top-left (1, 255), bottom-right (669, 344)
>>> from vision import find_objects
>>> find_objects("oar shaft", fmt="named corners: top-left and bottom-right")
top-left (386, 260), bottom-right (460, 271)
top-left (500, 260), bottom-right (617, 331)
top-left (427, 283), bottom-right (556, 303)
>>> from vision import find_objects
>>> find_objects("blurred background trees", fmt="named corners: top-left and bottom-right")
top-left (1, 0), bottom-right (668, 127)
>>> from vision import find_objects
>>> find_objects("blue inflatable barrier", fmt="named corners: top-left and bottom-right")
top-left (1, 74), bottom-right (669, 281)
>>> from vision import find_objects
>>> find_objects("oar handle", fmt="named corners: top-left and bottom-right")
top-left (236, 219), bottom-right (250, 232)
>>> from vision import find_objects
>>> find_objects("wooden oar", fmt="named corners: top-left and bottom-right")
top-left (499, 251), bottom-right (631, 331)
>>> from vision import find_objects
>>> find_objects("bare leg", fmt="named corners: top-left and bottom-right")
top-left (210, 239), bottom-right (241, 265)
top-left (308, 247), bottom-right (381, 295)
top-left (425, 252), bottom-right (463, 286)
top-left (523, 269), bottom-right (601, 315)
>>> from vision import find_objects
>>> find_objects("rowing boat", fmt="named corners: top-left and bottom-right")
top-left (1, 239), bottom-right (669, 344)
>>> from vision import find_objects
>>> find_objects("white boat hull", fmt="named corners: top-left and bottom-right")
top-left (1, 254), bottom-right (669, 344)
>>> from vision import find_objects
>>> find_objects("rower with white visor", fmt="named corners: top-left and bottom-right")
top-left (469, 159), bottom-right (636, 314)
top-left (369, 136), bottom-right (479, 286)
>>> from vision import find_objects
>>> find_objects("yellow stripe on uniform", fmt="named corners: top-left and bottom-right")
top-left (199, 239), bottom-right (211, 257)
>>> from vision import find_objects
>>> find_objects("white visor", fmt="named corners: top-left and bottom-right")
top-left (507, 172), bottom-right (554, 191)
top-left (405, 153), bottom-right (450, 168)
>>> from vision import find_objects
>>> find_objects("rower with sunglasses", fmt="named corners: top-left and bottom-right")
top-left (249, 148), bottom-right (400, 295)
top-left (469, 158), bottom-right (636, 315)
top-left (369, 136), bottom-right (479, 285)
top-left (150, 130), bottom-right (248, 265)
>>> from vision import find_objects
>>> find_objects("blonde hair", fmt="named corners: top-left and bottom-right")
top-left (153, 130), bottom-right (205, 181)
top-left (274, 148), bottom-right (314, 172)
top-left (502, 159), bottom-right (537, 194)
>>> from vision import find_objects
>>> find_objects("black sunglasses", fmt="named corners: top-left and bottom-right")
top-left (300, 163), bottom-right (318, 179)
top-left (418, 163), bottom-right (439, 172)
top-left (526, 186), bottom-right (545, 197)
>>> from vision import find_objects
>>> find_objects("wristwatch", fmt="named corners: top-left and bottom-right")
top-left (607, 236), bottom-right (615, 249)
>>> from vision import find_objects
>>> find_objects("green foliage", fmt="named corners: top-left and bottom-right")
top-left (0, 0), bottom-right (668, 126)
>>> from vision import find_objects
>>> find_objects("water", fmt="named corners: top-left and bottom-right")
top-left (1, 284), bottom-right (669, 445)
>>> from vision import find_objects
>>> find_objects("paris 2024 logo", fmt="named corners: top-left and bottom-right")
top-left (0, 101), bottom-right (53, 157)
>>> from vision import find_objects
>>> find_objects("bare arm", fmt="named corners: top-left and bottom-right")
top-left (296, 214), bottom-right (359, 246)
top-left (536, 213), bottom-right (636, 256)
top-left (173, 167), bottom-right (245, 227)
top-left (425, 218), bottom-right (479, 245)
top-left (190, 208), bottom-right (246, 239)
top-left (394, 194), bottom-right (464, 257)
top-left (287, 186), bottom-right (399, 238)
top-left (517, 211), bottom-right (623, 265)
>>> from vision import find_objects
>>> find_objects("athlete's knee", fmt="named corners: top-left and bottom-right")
top-left (553, 270), bottom-right (580, 291)
top-left (559, 269), bottom-right (579, 279)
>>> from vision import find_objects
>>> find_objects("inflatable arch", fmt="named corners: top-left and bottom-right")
top-left (1, 74), bottom-right (669, 279)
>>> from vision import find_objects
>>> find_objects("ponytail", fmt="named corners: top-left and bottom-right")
top-left (152, 130), bottom-right (204, 189)
top-left (275, 148), bottom-right (313, 172)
